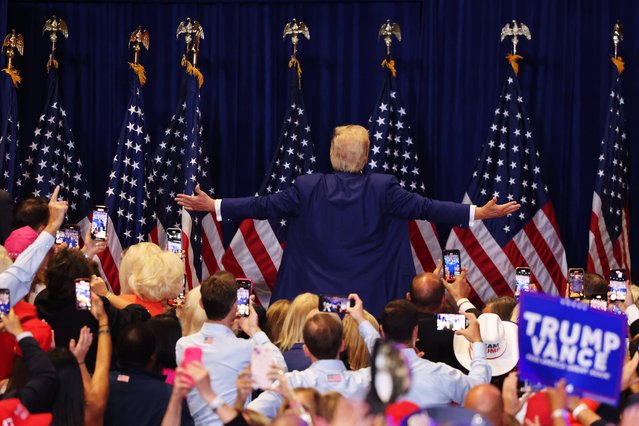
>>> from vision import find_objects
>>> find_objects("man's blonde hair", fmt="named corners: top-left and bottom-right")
top-left (329, 125), bottom-right (370, 173)
top-left (119, 242), bottom-right (185, 302)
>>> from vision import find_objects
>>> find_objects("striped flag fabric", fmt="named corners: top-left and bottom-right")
top-left (221, 69), bottom-right (316, 306)
top-left (98, 66), bottom-right (155, 292)
top-left (446, 59), bottom-right (567, 304)
top-left (150, 70), bottom-right (224, 288)
top-left (20, 65), bottom-right (91, 224)
top-left (0, 66), bottom-right (21, 200)
top-left (587, 57), bottom-right (630, 277)
top-left (365, 66), bottom-right (441, 274)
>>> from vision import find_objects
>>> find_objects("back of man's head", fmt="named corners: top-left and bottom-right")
top-left (116, 322), bottom-right (156, 370)
top-left (303, 313), bottom-right (343, 360)
top-left (409, 272), bottom-right (445, 312)
top-left (583, 272), bottom-right (607, 298)
top-left (200, 270), bottom-right (236, 321)
top-left (464, 384), bottom-right (504, 426)
top-left (329, 125), bottom-right (370, 173)
top-left (381, 300), bottom-right (418, 344)
top-left (12, 197), bottom-right (49, 232)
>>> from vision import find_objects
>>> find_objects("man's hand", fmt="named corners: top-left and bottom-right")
top-left (433, 259), bottom-right (443, 278)
top-left (183, 361), bottom-right (217, 403)
top-left (502, 371), bottom-right (530, 416)
top-left (0, 309), bottom-right (23, 336)
top-left (345, 293), bottom-right (365, 324)
top-left (175, 185), bottom-right (215, 212)
top-left (475, 197), bottom-right (520, 220)
top-left (69, 326), bottom-right (94, 364)
top-left (442, 269), bottom-right (471, 303)
top-left (82, 229), bottom-right (108, 258)
top-left (455, 312), bottom-right (481, 343)
top-left (43, 186), bottom-right (69, 237)
top-left (89, 292), bottom-right (108, 324)
top-left (234, 368), bottom-right (253, 410)
top-left (90, 275), bottom-right (110, 298)
top-left (238, 295), bottom-right (260, 337)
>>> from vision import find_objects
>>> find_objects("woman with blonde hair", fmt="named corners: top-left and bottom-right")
top-left (264, 299), bottom-right (291, 345)
top-left (342, 310), bottom-right (379, 370)
top-left (176, 286), bottom-right (207, 336)
top-left (275, 293), bottom-right (318, 371)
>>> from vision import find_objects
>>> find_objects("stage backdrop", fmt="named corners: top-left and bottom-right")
top-left (4, 0), bottom-right (639, 281)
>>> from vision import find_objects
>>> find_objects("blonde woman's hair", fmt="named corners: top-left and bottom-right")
top-left (177, 286), bottom-right (207, 336)
top-left (329, 125), bottom-right (370, 173)
top-left (319, 391), bottom-right (343, 422)
top-left (275, 293), bottom-right (319, 351)
top-left (265, 299), bottom-right (291, 346)
top-left (342, 309), bottom-right (379, 370)
top-left (118, 242), bottom-right (185, 302)
top-left (0, 245), bottom-right (13, 273)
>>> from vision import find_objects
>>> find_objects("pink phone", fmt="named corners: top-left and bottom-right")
top-left (182, 347), bottom-right (203, 367)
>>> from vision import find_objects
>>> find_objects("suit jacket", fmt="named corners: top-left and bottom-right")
top-left (221, 173), bottom-right (470, 315)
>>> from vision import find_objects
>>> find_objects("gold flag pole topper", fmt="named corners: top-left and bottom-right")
top-left (283, 18), bottom-right (310, 85)
top-left (2, 30), bottom-right (24, 86)
top-left (128, 26), bottom-right (149, 85)
top-left (378, 20), bottom-right (401, 77)
top-left (42, 15), bottom-right (68, 72)
top-left (500, 20), bottom-right (531, 75)
top-left (176, 18), bottom-right (204, 87)
top-left (611, 21), bottom-right (624, 74)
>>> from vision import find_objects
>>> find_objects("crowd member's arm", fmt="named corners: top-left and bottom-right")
top-left (69, 325), bottom-right (94, 398)
top-left (0, 309), bottom-right (58, 413)
top-left (345, 293), bottom-right (379, 355)
top-left (502, 371), bottom-right (530, 419)
top-left (234, 368), bottom-right (253, 411)
top-left (238, 296), bottom-right (286, 369)
top-left (567, 396), bottom-right (604, 426)
top-left (176, 184), bottom-right (300, 222)
top-left (90, 275), bottom-right (133, 310)
top-left (161, 369), bottom-right (195, 426)
top-left (84, 294), bottom-right (112, 426)
top-left (616, 281), bottom-right (639, 337)
top-left (442, 270), bottom-right (481, 317)
top-left (447, 313), bottom-right (491, 404)
top-left (80, 229), bottom-right (108, 259)
top-left (1, 186), bottom-right (67, 307)
top-left (544, 379), bottom-right (568, 426)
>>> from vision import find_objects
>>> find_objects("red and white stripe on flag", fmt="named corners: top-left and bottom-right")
top-left (409, 219), bottom-right (441, 274)
top-left (446, 195), bottom-right (567, 306)
top-left (221, 219), bottom-right (284, 308)
top-left (587, 192), bottom-right (631, 278)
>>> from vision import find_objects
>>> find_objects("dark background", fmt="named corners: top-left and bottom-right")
top-left (3, 0), bottom-right (638, 280)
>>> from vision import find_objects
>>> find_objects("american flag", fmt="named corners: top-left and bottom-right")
top-left (20, 65), bottom-right (91, 223)
top-left (446, 61), bottom-right (567, 303)
top-left (97, 67), bottom-right (155, 292)
top-left (587, 58), bottom-right (630, 277)
top-left (0, 69), bottom-right (21, 200)
top-left (221, 70), bottom-right (315, 306)
top-left (365, 66), bottom-right (440, 273)
top-left (150, 71), bottom-right (224, 288)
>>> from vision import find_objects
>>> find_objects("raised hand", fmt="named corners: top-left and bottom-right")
top-left (475, 197), bottom-right (520, 220)
top-left (69, 326), bottom-right (94, 364)
top-left (175, 185), bottom-right (215, 212)
top-left (44, 185), bottom-right (69, 236)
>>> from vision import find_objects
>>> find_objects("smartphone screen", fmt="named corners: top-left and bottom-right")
top-left (443, 249), bottom-right (462, 282)
top-left (514, 267), bottom-right (531, 297)
top-left (91, 206), bottom-right (108, 241)
top-left (251, 345), bottom-right (275, 389)
top-left (609, 269), bottom-right (626, 302)
top-left (75, 279), bottom-right (91, 310)
top-left (436, 313), bottom-right (468, 331)
top-left (589, 295), bottom-right (608, 311)
top-left (318, 295), bottom-right (354, 313)
top-left (236, 278), bottom-right (252, 317)
top-left (0, 288), bottom-right (10, 315)
top-left (166, 228), bottom-right (183, 254)
top-left (568, 268), bottom-right (584, 299)
top-left (55, 230), bottom-right (65, 245)
top-left (65, 226), bottom-right (80, 248)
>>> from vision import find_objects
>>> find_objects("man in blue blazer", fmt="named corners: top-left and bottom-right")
top-left (177, 125), bottom-right (519, 315)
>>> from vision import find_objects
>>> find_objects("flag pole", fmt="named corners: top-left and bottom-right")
top-left (378, 20), bottom-right (401, 77)
top-left (42, 16), bottom-right (68, 72)
top-left (2, 30), bottom-right (24, 87)
top-left (283, 18), bottom-right (309, 88)
top-left (612, 21), bottom-right (623, 60)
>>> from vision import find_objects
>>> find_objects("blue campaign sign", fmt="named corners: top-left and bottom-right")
top-left (518, 292), bottom-right (627, 405)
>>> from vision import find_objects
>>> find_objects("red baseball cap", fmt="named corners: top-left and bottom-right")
top-left (0, 398), bottom-right (52, 425)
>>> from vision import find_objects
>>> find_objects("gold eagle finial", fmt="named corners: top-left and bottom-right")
top-left (500, 20), bottom-right (531, 55)
top-left (129, 26), bottom-right (150, 64)
top-left (2, 30), bottom-right (24, 69)
top-left (283, 18), bottom-right (310, 61)
top-left (378, 20), bottom-right (401, 57)
top-left (176, 18), bottom-right (204, 66)
top-left (42, 16), bottom-right (68, 66)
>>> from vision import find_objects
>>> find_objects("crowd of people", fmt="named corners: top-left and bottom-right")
top-left (0, 186), bottom-right (639, 426)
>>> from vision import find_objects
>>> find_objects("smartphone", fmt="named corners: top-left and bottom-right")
top-left (436, 313), bottom-right (468, 331)
top-left (166, 228), bottom-right (183, 254)
top-left (91, 206), bottom-right (108, 241)
top-left (64, 225), bottom-right (80, 248)
top-left (167, 278), bottom-right (186, 307)
top-left (514, 267), bottom-right (531, 298)
top-left (75, 278), bottom-right (92, 310)
top-left (55, 229), bottom-right (65, 245)
top-left (182, 346), bottom-right (202, 367)
top-left (318, 295), bottom-right (354, 313)
top-left (0, 288), bottom-right (10, 315)
top-left (443, 249), bottom-right (462, 283)
top-left (251, 345), bottom-right (276, 389)
top-left (236, 278), bottom-right (252, 317)
top-left (568, 268), bottom-right (584, 299)
top-left (589, 295), bottom-right (608, 311)
top-left (609, 269), bottom-right (627, 302)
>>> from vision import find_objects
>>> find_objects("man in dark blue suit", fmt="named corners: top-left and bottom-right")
top-left (177, 125), bottom-right (519, 315)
